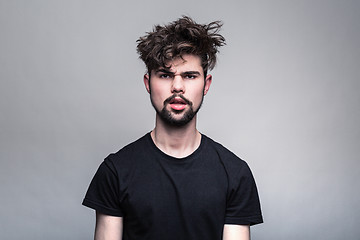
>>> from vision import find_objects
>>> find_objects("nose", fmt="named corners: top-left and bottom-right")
top-left (171, 75), bottom-right (185, 93)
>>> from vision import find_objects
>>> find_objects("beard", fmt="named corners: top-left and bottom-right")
top-left (151, 93), bottom-right (204, 127)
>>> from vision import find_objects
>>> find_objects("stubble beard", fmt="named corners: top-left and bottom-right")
top-left (151, 93), bottom-right (204, 127)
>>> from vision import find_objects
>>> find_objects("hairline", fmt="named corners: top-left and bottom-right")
top-left (147, 54), bottom-right (208, 77)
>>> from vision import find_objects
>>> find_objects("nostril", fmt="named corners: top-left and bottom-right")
top-left (171, 83), bottom-right (185, 93)
top-left (172, 89), bottom-right (184, 93)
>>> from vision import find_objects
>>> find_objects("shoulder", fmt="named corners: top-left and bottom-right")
top-left (202, 134), bottom-right (253, 179)
top-left (104, 133), bottom-right (151, 171)
top-left (203, 134), bottom-right (247, 166)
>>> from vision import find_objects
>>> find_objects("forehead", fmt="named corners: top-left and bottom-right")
top-left (158, 54), bottom-right (203, 73)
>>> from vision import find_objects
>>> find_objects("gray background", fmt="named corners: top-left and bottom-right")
top-left (1, 0), bottom-right (359, 239)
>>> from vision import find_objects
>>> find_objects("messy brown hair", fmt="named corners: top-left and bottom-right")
top-left (136, 16), bottom-right (226, 76)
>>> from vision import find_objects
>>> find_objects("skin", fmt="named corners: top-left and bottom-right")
top-left (144, 54), bottom-right (211, 158)
top-left (94, 212), bottom-right (122, 240)
top-left (94, 54), bottom-right (250, 240)
top-left (223, 224), bottom-right (250, 240)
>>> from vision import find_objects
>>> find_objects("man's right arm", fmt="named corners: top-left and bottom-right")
top-left (94, 211), bottom-right (123, 240)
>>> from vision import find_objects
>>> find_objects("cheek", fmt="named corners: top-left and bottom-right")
top-left (150, 91), bottom-right (163, 105)
top-left (150, 80), bottom-right (170, 94)
top-left (149, 84), bottom-right (168, 104)
top-left (188, 84), bottom-right (205, 104)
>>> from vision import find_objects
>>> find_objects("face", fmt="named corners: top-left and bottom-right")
top-left (144, 54), bottom-right (212, 127)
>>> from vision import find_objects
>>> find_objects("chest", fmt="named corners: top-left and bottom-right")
top-left (120, 158), bottom-right (228, 220)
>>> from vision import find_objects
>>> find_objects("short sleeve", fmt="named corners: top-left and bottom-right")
top-left (225, 162), bottom-right (263, 226)
top-left (82, 159), bottom-right (123, 217)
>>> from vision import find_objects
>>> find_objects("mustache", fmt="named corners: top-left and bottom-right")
top-left (164, 94), bottom-right (192, 106)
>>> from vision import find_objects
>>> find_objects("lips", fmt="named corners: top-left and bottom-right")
top-left (169, 97), bottom-right (186, 104)
top-left (169, 97), bottom-right (187, 111)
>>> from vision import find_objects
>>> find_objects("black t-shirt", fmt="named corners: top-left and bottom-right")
top-left (83, 133), bottom-right (263, 240)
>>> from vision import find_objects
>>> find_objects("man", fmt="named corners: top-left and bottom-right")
top-left (83, 16), bottom-right (263, 240)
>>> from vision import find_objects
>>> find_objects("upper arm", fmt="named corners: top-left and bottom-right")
top-left (223, 224), bottom-right (250, 240)
top-left (95, 211), bottom-right (123, 240)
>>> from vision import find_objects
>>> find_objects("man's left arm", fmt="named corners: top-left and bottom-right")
top-left (223, 224), bottom-right (250, 240)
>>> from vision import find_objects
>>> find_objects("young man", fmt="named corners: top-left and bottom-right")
top-left (83, 16), bottom-right (263, 240)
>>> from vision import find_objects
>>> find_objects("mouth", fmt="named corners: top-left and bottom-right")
top-left (169, 97), bottom-right (187, 111)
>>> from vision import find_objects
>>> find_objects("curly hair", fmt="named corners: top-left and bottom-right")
top-left (136, 16), bottom-right (226, 75)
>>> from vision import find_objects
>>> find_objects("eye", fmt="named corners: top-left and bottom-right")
top-left (184, 74), bottom-right (197, 79)
top-left (159, 74), bottom-right (172, 79)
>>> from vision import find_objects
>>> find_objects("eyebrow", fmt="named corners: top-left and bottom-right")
top-left (183, 71), bottom-right (201, 75)
top-left (155, 69), bottom-right (174, 74)
top-left (155, 69), bottom-right (201, 75)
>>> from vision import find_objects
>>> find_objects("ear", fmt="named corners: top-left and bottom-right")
top-left (203, 74), bottom-right (212, 96)
top-left (144, 74), bottom-right (151, 94)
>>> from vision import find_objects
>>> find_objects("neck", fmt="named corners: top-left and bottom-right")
top-left (151, 114), bottom-right (201, 158)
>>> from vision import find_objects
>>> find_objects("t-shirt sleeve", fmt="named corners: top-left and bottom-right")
top-left (225, 162), bottom-right (263, 226)
top-left (82, 159), bottom-right (123, 217)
